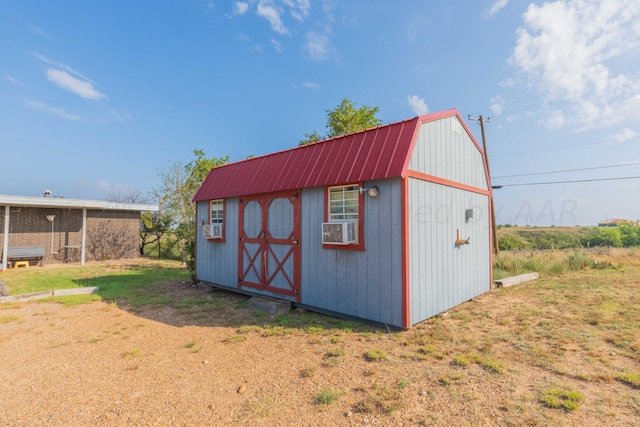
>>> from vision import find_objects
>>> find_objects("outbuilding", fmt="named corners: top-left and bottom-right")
top-left (193, 108), bottom-right (493, 328)
top-left (0, 195), bottom-right (158, 270)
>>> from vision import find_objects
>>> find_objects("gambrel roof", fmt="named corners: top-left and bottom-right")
top-left (193, 108), bottom-right (483, 201)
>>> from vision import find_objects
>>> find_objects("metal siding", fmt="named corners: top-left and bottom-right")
top-left (195, 199), bottom-right (239, 287)
top-left (408, 178), bottom-right (491, 325)
top-left (408, 117), bottom-right (488, 190)
top-left (300, 179), bottom-right (403, 327)
top-left (193, 115), bottom-right (425, 202)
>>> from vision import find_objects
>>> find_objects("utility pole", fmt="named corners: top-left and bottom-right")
top-left (468, 115), bottom-right (499, 255)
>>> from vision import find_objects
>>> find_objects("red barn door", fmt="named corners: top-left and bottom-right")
top-left (238, 191), bottom-right (301, 301)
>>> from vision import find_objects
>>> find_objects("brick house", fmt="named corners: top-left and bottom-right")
top-left (0, 195), bottom-right (158, 270)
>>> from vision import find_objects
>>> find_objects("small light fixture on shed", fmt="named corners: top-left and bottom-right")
top-left (360, 185), bottom-right (379, 198)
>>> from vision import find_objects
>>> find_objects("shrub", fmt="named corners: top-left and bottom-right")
top-left (499, 235), bottom-right (530, 251)
top-left (567, 251), bottom-right (593, 270)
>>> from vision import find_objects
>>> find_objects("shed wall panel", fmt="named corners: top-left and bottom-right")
top-left (195, 199), bottom-right (239, 286)
top-left (408, 178), bottom-right (491, 324)
top-left (408, 117), bottom-right (488, 190)
top-left (300, 178), bottom-right (404, 326)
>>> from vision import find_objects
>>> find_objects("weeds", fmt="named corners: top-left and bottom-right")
top-left (314, 387), bottom-right (341, 405)
top-left (453, 352), bottom-right (482, 366)
top-left (121, 348), bottom-right (141, 358)
top-left (300, 366), bottom-right (317, 378)
top-left (0, 315), bottom-right (19, 324)
top-left (616, 372), bottom-right (640, 388)
top-left (223, 335), bottom-right (247, 343)
top-left (364, 349), bottom-right (388, 361)
top-left (243, 396), bottom-right (283, 418)
top-left (481, 357), bottom-right (505, 374)
top-left (540, 386), bottom-right (584, 410)
top-left (323, 348), bottom-right (346, 367)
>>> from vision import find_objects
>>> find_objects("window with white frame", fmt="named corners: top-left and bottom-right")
top-left (210, 199), bottom-right (224, 224)
top-left (328, 185), bottom-right (359, 221)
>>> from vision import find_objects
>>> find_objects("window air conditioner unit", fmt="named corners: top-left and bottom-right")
top-left (203, 223), bottom-right (223, 239)
top-left (322, 221), bottom-right (357, 244)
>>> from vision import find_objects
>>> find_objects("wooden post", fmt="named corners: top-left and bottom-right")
top-left (469, 115), bottom-right (499, 255)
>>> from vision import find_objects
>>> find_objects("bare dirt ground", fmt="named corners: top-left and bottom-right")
top-left (1, 263), bottom-right (639, 426)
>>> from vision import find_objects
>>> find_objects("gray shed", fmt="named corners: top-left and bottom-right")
top-left (193, 108), bottom-right (493, 328)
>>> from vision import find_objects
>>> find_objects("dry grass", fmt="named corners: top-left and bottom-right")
top-left (1, 252), bottom-right (639, 425)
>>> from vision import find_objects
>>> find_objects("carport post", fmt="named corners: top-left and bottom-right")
top-left (2, 205), bottom-right (9, 270)
top-left (81, 208), bottom-right (87, 266)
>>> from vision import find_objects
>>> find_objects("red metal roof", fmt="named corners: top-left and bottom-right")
top-left (193, 108), bottom-right (466, 201)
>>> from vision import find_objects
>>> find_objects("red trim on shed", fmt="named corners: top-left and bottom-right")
top-left (401, 177), bottom-right (410, 329)
top-left (238, 191), bottom-right (301, 302)
top-left (322, 183), bottom-right (366, 252)
top-left (406, 170), bottom-right (491, 196)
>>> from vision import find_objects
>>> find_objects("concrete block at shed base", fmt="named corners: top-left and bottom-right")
top-left (198, 283), bottom-right (218, 293)
top-left (494, 272), bottom-right (539, 288)
top-left (248, 296), bottom-right (291, 315)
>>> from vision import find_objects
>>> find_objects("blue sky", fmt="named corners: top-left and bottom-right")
top-left (2, 0), bottom-right (639, 226)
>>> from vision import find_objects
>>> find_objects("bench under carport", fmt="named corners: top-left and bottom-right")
top-left (6, 246), bottom-right (45, 268)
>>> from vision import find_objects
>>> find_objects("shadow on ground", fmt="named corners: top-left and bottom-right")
top-left (79, 274), bottom-right (376, 333)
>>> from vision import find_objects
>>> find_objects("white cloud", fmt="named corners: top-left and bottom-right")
top-left (257, 1), bottom-right (289, 35)
top-left (105, 109), bottom-right (132, 123)
top-left (610, 127), bottom-right (637, 143)
top-left (490, 95), bottom-right (504, 115)
top-left (301, 82), bottom-right (320, 90)
top-left (510, 0), bottom-right (640, 130)
top-left (271, 39), bottom-right (283, 52)
top-left (233, 1), bottom-right (249, 15)
top-left (46, 69), bottom-right (106, 100)
top-left (305, 31), bottom-right (330, 60)
top-left (282, 0), bottom-right (310, 21)
top-left (29, 24), bottom-right (49, 38)
top-left (25, 100), bottom-right (83, 121)
top-left (538, 109), bottom-right (565, 129)
top-left (6, 75), bottom-right (26, 86)
top-left (30, 52), bottom-right (98, 85)
top-left (407, 95), bottom-right (429, 116)
top-left (489, 0), bottom-right (509, 16)
top-left (498, 78), bottom-right (516, 88)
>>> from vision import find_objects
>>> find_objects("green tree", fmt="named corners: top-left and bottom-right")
top-left (139, 212), bottom-right (173, 256)
top-left (104, 189), bottom-right (170, 257)
top-left (618, 223), bottom-right (640, 246)
top-left (154, 149), bottom-right (229, 278)
top-left (299, 98), bottom-right (383, 145)
top-left (580, 227), bottom-right (623, 247)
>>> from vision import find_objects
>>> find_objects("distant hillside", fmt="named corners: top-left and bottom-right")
top-left (497, 225), bottom-right (640, 250)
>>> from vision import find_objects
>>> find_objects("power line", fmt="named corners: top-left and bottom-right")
top-left (493, 161), bottom-right (640, 179)
top-left (493, 175), bottom-right (640, 189)
top-left (493, 136), bottom-right (640, 157)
